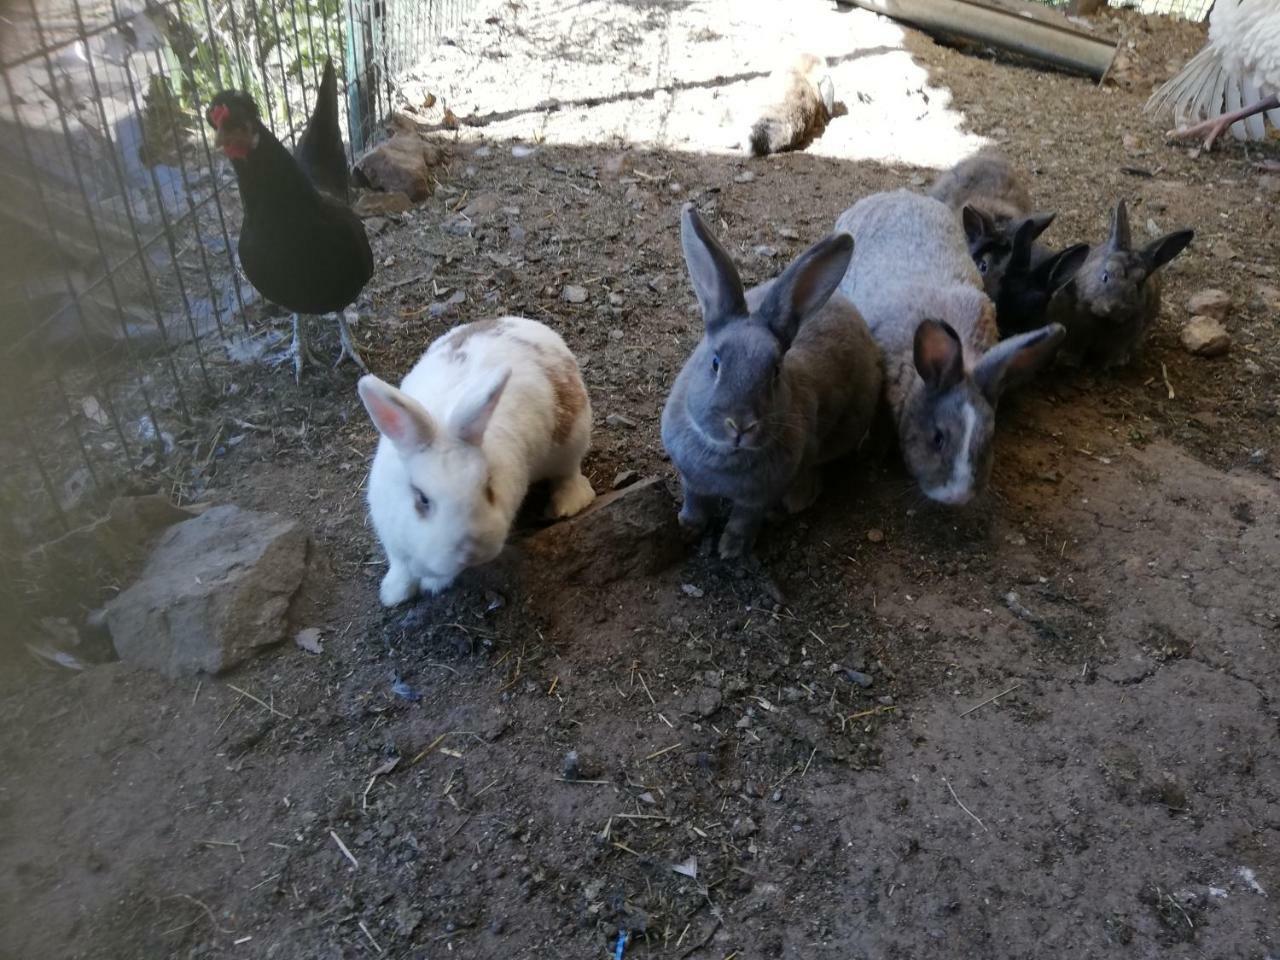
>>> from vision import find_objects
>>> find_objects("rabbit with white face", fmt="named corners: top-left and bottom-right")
top-left (835, 190), bottom-right (1064, 506)
top-left (358, 317), bottom-right (595, 605)
top-left (661, 204), bottom-right (882, 560)
top-left (1052, 200), bottom-right (1194, 369)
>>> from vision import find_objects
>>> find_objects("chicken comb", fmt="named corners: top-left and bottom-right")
top-left (209, 104), bottom-right (230, 128)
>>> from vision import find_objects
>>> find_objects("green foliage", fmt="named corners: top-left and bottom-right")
top-left (155, 0), bottom-right (347, 132)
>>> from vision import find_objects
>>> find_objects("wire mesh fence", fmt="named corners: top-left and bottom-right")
top-left (0, 0), bottom-right (476, 585)
top-left (1029, 0), bottom-right (1214, 19)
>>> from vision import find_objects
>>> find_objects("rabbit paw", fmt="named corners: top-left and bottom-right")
top-left (419, 573), bottom-right (456, 595)
top-left (549, 472), bottom-right (596, 519)
top-left (379, 565), bottom-right (418, 607)
top-left (717, 528), bottom-right (748, 560)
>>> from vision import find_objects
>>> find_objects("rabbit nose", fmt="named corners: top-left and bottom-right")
top-left (724, 417), bottom-right (760, 447)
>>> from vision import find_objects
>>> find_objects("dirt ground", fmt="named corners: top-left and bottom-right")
top-left (3, 1), bottom-right (1279, 958)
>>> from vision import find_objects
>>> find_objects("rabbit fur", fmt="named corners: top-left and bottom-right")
top-left (358, 317), bottom-right (595, 605)
top-left (661, 204), bottom-right (882, 559)
top-left (835, 190), bottom-right (1064, 505)
top-left (928, 151), bottom-right (1054, 297)
top-left (747, 53), bottom-right (835, 157)
top-left (1051, 200), bottom-right (1194, 368)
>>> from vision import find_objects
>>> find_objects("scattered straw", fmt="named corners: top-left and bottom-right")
top-left (943, 777), bottom-right (988, 833)
top-left (329, 830), bottom-right (359, 869)
top-left (224, 683), bottom-right (293, 720)
top-left (642, 742), bottom-right (682, 762)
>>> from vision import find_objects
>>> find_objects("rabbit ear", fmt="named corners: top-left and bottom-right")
top-left (1008, 218), bottom-right (1041, 270)
top-left (756, 232), bottom-right (854, 348)
top-left (961, 205), bottom-right (994, 246)
top-left (1108, 200), bottom-right (1131, 251)
top-left (450, 366), bottom-right (511, 446)
top-left (680, 203), bottom-right (747, 328)
top-left (913, 319), bottom-right (965, 393)
top-left (817, 74), bottom-right (835, 114)
top-left (973, 323), bottom-right (1065, 402)
top-left (1139, 229), bottom-right (1194, 274)
top-left (1033, 243), bottom-right (1089, 294)
top-left (358, 375), bottom-right (436, 453)
top-left (1022, 211), bottom-right (1056, 243)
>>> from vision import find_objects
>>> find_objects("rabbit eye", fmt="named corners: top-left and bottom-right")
top-left (711, 354), bottom-right (720, 374)
top-left (1101, 271), bottom-right (1110, 284)
top-left (932, 429), bottom-right (946, 452)
top-left (413, 487), bottom-right (431, 513)
top-left (977, 257), bottom-right (989, 275)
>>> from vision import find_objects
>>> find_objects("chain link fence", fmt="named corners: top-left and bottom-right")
top-left (0, 0), bottom-right (476, 610)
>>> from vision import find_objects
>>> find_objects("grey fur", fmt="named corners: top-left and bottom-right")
top-left (1051, 200), bottom-right (1194, 368)
top-left (928, 151), bottom-right (1056, 304)
top-left (661, 204), bottom-right (883, 559)
top-left (747, 53), bottom-right (833, 157)
top-left (835, 190), bottom-right (1064, 506)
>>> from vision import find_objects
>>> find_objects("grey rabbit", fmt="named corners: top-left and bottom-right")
top-left (661, 203), bottom-right (883, 559)
top-left (927, 151), bottom-right (1056, 301)
top-left (835, 190), bottom-right (1064, 505)
top-left (1051, 200), bottom-right (1194, 368)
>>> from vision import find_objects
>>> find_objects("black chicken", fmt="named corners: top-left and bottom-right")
top-left (206, 60), bottom-right (374, 379)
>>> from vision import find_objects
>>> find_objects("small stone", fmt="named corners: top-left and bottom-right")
top-left (1122, 133), bottom-right (1140, 152)
top-left (353, 190), bottom-right (412, 217)
top-left (909, 174), bottom-right (927, 186)
top-left (1181, 316), bottom-right (1231, 357)
top-left (753, 244), bottom-right (778, 259)
top-left (1211, 241), bottom-right (1238, 260)
top-left (562, 285), bottom-right (589, 304)
top-left (606, 413), bottom-right (637, 430)
top-left (1186, 289), bottom-right (1232, 320)
top-left (681, 583), bottom-right (704, 599)
top-left (866, 528), bottom-right (884, 543)
top-left (511, 144), bottom-right (536, 158)
top-left (609, 328), bottom-right (624, 341)
top-left (562, 750), bottom-right (580, 781)
top-left (731, 817), bottom-right (758, 839)
top-left (1254, 285), bottom-right (1280, 313)
top-left (473, 145), bottom-right (492, 158)
top-left (777, 227), bottom-right (799, 240)
top-left (611, 470), bottom-right (639, 490)
top-left (843, 669), bottom-right (873, 688)
top-left (734, 171), bottom-right (755, 183)
top-left (364, 216), bottom-right (388, 235)
top-left (683, 686), bottom-right (722, 718)
top-left (608, 292), bottom-right (625, 307)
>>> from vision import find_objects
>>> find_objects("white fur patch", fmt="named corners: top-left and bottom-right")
top-left (924, 402), bottom-right (977, 505)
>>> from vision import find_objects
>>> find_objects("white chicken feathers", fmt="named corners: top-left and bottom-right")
top-left (1146, 0), bottom-right (1280, 141)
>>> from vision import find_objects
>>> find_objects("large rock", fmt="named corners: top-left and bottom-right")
top-left (1181, 316), bottom-right (1231, 358)
top-left (353, 133), bottom-right (444, 202)
top-left (1185, 288), bottom-right (1232, 321)
top-left (104, 505), bottom-right (308, 677)
top-left (520, 477), bottom-right (682, 586)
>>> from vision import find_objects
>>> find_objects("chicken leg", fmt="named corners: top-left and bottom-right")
top-left (1169, 94), bottom-right (1280, 150)
top-left (269, 313), bottom-right (322, 383)
top-left (333, 310), bottom-right (369, 372)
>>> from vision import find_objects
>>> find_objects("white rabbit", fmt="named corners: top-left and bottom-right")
top-left (358, 317), bottom-right (595, 605)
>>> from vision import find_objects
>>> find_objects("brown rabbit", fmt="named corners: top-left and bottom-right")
top-left (747, 53), bottom-right (835, 157)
